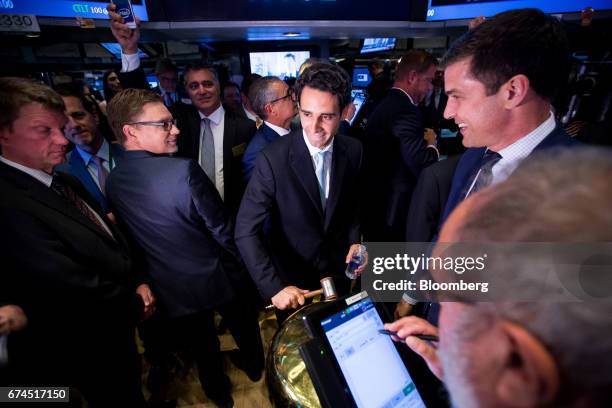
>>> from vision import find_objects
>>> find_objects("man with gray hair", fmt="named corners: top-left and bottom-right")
top-left (386, 148), bottom-right (612, 408)
top-left (242, 76), bottom-right (297, 182)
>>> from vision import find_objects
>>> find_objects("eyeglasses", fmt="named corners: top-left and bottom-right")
top-left (268, 88), bottom-right (294, 105)
top-left (127, 119), bottom-right (177, 131)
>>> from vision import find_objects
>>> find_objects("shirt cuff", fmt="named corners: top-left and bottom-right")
top-left (121, 52), bottom-right (140, 73)
top-left (402, 292), bottom-right (418, 305)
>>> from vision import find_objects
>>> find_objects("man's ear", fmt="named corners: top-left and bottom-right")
top-left (495, 321), bottom-right (560, 407)
top-left (500, 74), bottom-right (530, 109)
top-left (407, 69), bottom-right (418, 85)
top-left (122, 124), bottom-right (138, 144)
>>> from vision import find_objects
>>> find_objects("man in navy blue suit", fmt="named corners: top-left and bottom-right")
top-left (55, 84), bottom-right (123, 213)
top-left (242, 76), bottom-right (297, 183)
top-left (397, 9), bottom-right (577, 318)
top-left (105, 88), bottom-right (263, 408)
top-left (236, 63), bottom-right (366, 316)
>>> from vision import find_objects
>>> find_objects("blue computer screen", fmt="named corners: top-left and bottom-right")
top-left (7, 0), bottom-right (149, 20)
top-left (352, 67), bottom-right (371, 87)
top-left (361, 38), bottom-right (396, 54)
top-left (425, 0), bottom-right (611, 21)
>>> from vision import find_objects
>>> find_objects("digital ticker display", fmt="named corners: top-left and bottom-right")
top-left (3, 0), bottom-right (148, 21)
top-left (426, 0), bottom-right (611, 21)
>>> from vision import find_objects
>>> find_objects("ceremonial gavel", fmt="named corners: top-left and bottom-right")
top-left (265, 277), bottom-right (338, 310)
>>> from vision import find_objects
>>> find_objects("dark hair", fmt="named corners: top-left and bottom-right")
top-left (155, 58), bottom-right (178, 75)
top-left (106, 88), bottom-right (162, 145)
top-left (55, 82), bottom-right (98, 115)
top-left (294, 63), bottom-right (351, 111)
top-left (241, 73), bottom-right (262, 98)
top-left (183, 63), bottom-right (219, 85)
top-left (441, 8), bottom-right (570, 100)
top-left (222, 81), bottom-right (241, 93)
top-left (395, 50), bottom-right (438, 81)
top-left (0, 77), bottom-right (64, 130)
top-left (102, 69), bottom-right (121, 101)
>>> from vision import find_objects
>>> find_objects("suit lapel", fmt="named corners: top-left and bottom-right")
top-left (324, 137), bottom-right (347, 230)
top-left (223, 112), bottom-right (234, 183)
top-left (68, 151), bottom-right (105, 207)
top-left (289, 133), bottom-right (324, 219)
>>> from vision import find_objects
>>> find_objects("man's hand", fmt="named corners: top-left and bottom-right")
top-left (424, 128), bottom-right (437, 147)
top-left (271, 286), bottom-right (309, 310)
top-left (0, 305), bottom-right (28, 335)
top-left (341, 102), bottom-right (357, 123)
top-left (136, 283), bottom-right (156, 320)
top-left (107, 3), bottom-right (141, 54)
top-left (345, 244), bottom-right (368, 277)
top-left (385, 316), bottom-right (443, 380)
top-left (394, 298), bottom-right (414, 320)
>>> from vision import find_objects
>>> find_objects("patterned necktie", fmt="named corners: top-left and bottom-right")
top-left (91, 155), bottom-right (109, 194)
top-left (200, 118), bottom-right (216, 183)
top-left (163, 91), bottom-right (174, 107)
top-left (314, 151), bottom-right (328, 209)
top-left (51, 176), bottom-right (114, 240)
top-left (255, 117), bottom-right (263, 129)
top-left (466, 150), bottom-right (502, 197)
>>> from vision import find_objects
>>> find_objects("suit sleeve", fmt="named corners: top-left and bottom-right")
top-left (241, 138), bottom-right (260, 184)
top-left (118, 66), bottom-right (151, 91)
top-left (392, 107), bottom-right (438, 177)
top-left (234, 152), bottom-right (285, 300)
top-left (187, 161), bottom-right (242, 261)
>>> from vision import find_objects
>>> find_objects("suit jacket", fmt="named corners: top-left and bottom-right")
top-left (441, 125), bottom-right (577, 226)
top-left (55, 143), bottom-right (124, 212)
top-left (242, 123), bottom-right (282, 183)
top-left (106, 151), bottom-right (246, 318)
top-left (362, 88), bottom-right (438, 241)
top-left (235, 131), bottom-right (362, 300)
top-left (406, 155), bottom-right (461, 242)
top-left (0, 162), bottom-right (143, 381)
top-left (172, 103), bottom-right (256, 215)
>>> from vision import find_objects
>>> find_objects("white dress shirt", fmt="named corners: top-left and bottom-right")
top-left (198, 105), bottom-right (226, 200)
top-left (265, 121), bottom-right (291, 137)
top-left (302, 131), bottom-right (334, 201)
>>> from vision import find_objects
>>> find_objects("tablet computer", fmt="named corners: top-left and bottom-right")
top-left (303, 291), bottom-right (427, 408)
top-left (350, 89), bottom-right (367, 126)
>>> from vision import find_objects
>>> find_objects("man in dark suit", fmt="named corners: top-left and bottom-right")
top-left (396, 9), bottom-right (577, 322)
top-left (236, 63), bottom-right (365, 316)
top-left (242, 76), bottom-right (297, 182)
top-left (108, 7), bottom-right (256, 216)
top-left (55, 84), bottom-right (123, 212)
top-left (362, 50), bottom-right (440, 241)
top-left (0, 77), bottom-right (152, 406)
top-left (105, 88), bottom-right (264, 408)
top-left (152, 58), bottom-right (180, 108)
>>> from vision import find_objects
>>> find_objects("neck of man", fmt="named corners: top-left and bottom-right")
top-left (199, 101), bottom-right (221, 117)
top-left (268, 115), bottom-right (291, 131)
top-left (489, 101), bottom-right (552, 152)
top-left (393, 80), bottom-right (417, 104)
top-left (78, 132), bottom-right (104, 155)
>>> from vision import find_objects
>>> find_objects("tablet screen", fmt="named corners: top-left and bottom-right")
top-left (320, 296), bottom-right (427, 408)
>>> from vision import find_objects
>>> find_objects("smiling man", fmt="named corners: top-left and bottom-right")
top-left (105, 88), bottom-right (264, 408)
top-left (236, 63), bottom-right (365, 320)
top-left (55, 84), bottom-right (123, 212)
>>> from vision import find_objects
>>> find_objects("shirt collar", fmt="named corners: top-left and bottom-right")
top-left (76, 138), bottom-right (109, 165)
top-left (0, 156), bottom-right (54, 187)
top-left (392, 87), bottom-right (416, 106)
top-left (265, 121), bottom-right (290, 136)
top-left (497, 112), bottom-right (556, 161)
top-left (302, 129), bottom-right (334, 156)
top-left (198, 104), bottom-right (224, 125)
top-left (243, 105), bottom-right (258, 122)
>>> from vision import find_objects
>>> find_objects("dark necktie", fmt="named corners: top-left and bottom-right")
top-left (465, 150), bottom-right (502, 197)
top-left (51, 176), bottom-right (114, 240)
top-left (91, 156), bottom-right (109, 194)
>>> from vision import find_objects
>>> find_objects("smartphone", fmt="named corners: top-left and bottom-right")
top-left (112, 0), bottom-right (137, 28)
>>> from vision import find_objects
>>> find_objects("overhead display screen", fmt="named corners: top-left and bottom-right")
top-left (5, 0), bottom-right (149, 21)
top-left (426, 0), bottom-right (611, 21)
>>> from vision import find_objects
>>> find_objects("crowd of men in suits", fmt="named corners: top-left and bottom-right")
top-left (1, 5), bottom-right (610, 408)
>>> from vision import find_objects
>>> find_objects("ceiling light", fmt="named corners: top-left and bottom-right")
top-left (283, 32), bottom-right (300, 37)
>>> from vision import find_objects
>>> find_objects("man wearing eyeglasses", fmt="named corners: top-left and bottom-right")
top-left (242, 76), bottom-right (297, 182)
top-left (105, 88), bottom-right (264, 408)
top-left (236, 63), bottom-right (366, 321)
top-left (55, 83), bottom-right (124, 213)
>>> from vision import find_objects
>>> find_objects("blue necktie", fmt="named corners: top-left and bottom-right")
top-left (314, 151), bottom-right (328, 208)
